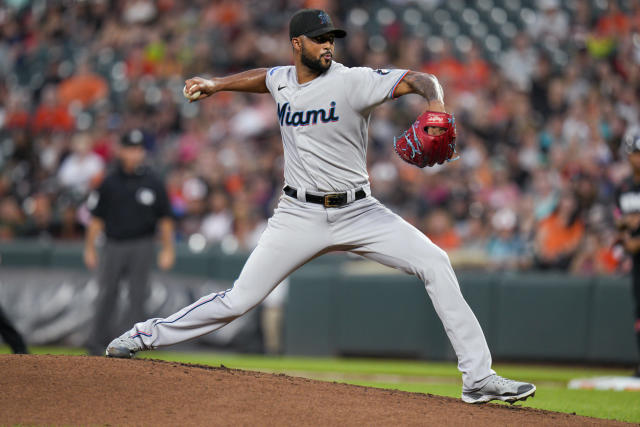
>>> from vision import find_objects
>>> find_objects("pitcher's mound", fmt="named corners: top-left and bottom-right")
top-left (0, 354), bottom-right (630, 426)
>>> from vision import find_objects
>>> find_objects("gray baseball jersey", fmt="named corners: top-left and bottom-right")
top-left (265, 62), bottom-right (407, 192)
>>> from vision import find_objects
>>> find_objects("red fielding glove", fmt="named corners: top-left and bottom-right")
top-left (393, 111), bottom-right (457, 168)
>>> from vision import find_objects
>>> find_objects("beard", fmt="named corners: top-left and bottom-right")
top-left (301, 44), bottom-right (331, 74)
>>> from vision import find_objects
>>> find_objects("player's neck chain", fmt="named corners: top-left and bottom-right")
top-left (277, 101), bottom-right (340, 127)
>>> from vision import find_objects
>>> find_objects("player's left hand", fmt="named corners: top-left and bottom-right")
top-left (427, 126), bottom-right (446, 136)
top-left (157, 247), bottom-right (175, 271)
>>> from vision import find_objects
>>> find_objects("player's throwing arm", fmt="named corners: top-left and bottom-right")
top-left (183, 69), bottom-right (270, 102)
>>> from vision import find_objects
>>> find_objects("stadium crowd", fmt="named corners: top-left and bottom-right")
top-left (0, 0), bottom-right (639, 275)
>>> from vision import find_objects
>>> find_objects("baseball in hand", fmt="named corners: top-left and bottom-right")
top-left (183, 85), bottom-right (201, 101)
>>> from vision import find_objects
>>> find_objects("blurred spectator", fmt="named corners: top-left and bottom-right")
top-left (530, 168), bottom-right (558, 219)
top-left (570, 229), bottom-right (620, 276)
top-left (461, 43), bottom-right (491, 92)
top-left (57, 132), bottom-right (105, 197)
top-left (486, 208), bottom-right (525, 271)
top-left (422, 41), bottom-right (465, 92)
top-left (527, 0), bottom-right (570, 46)
top-left (499, 32), bottom-right (538, 91)
top-left (32, 85), bottom-right (74, 133)
top-left (533, 192), bottom-right (585, 270)
top-left (451, 215), bottom-right (489, 269)
top-left (21, 193), bottom-right (55, 239)
top-left (123, 0), bottom-right (158, 25)
top-left (4, 89), bottom-right (31, 130)
top-left (422, 209), bottom-right (461, 252)
top-left (200, 191), bottom-right (233, 244)
top-left (570, 1), bottom-right (595, 44)
top-left (595, 0), bottom-right (631, 40)
top-left (57, 60), bottom-right (108, 108)
top-left (529, 54), bottom-right (554, 120)
top-left (54, 201), bottom-right (85, 241)
top-left (0, 196), bottom-right (25, 240)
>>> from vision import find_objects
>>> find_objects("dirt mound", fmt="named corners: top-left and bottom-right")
top-left (0, 355), bottom-right (630, 426)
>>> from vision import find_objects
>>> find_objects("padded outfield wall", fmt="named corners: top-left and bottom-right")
top-left (0, 242), bottom-right (637, 364)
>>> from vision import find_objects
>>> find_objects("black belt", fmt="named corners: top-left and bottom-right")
top-left (283, 185), bottom-right (367, 208)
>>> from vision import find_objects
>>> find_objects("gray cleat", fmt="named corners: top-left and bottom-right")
top-left (105, 333), bottom-right (143, 358)
top-left (462, 375), bottom-right (536, 404)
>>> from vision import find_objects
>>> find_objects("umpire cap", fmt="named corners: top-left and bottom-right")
top-left (289, 9), bottom-right (346, 39)
top-left (121, 129), bottom-right (145, 147)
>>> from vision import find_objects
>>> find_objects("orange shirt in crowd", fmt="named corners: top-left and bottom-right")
top-left (596, 247), bottom-right (620, 273)
top-left (596, 11), bottom-right (630, 37)
top-left (464, 58), bottom-right (490, 91)
top-left (423, 54), bottom-right (489, 92)
top-left (423, 56), bottom-right (466, 91)
top-left (5, 111), bottom-right (30, 129)
top-left (430, 230), bottom-right (462, 252)
top-left (32, 105), bottom-right (74, 132)
top-left (58, 73), bottom-right (108, 107)
top-left (536, 213), bottom-right (585, 260)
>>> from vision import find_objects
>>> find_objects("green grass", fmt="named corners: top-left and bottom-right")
top-left (3, 346), bottom-right (639, 423)
top-left (341, 381), bottom-right (639, 423)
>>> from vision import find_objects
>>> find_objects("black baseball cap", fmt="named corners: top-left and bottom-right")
top-left (289, 9), bottom-right (346, 39)
top-left (121, 129), bottom-right (145, 147)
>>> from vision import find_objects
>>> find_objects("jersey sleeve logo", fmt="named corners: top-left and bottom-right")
top-left (374, 69), bottom-right (391, 75)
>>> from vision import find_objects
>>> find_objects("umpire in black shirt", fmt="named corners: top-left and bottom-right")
top-left (84, 129), bottom-right (175, 356)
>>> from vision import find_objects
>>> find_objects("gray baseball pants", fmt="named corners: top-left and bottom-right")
top-left (126, 195), bottom-right (495, 391)
top-left (89, 236), bottom-right (154, 354)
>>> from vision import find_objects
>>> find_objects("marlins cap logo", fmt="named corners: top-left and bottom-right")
top-left (318, 11), bottom-right (329, 24)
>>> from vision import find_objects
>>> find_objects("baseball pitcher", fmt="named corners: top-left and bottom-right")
top-left (106, 9), bottom-right (536, 404)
